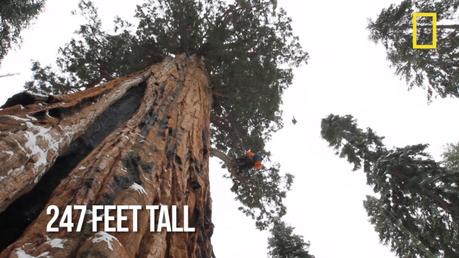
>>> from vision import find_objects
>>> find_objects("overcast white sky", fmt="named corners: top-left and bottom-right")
top-left (1, 0), bottom-right (459, 257)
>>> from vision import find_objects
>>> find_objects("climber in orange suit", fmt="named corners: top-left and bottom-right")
top-left (235, 149), bottom-right (264, 172)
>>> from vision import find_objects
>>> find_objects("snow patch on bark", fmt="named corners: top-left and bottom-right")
top-left (1, 164), bottom-right (25, 182)
top-left (23, 122), bottom-right (61, 177)
top-left (130, 182), bottom-right (147, 195)
top-left (11, 138), bottom-right (27, 154)
top-left (0, 115), bottom-right (38, 124)
top-left (2, 150), bottom-right (14, 156)
top-left (2, 115), bottom-right (30, 122)
top-left (14, 248), bottom-right (51, 258)
top-left (26, 115), bottom-right (37, 121)
top-left (58, 123), bottom-right (81, 146)
top-left (3, 165), bottom-right (25, 179)
top-left (92, 231), bottom-right (119, 251)
top-left (46, 236), bottom-right (66, 249)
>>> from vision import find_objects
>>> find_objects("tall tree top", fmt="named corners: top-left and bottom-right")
top-left (368, 0), bottom-right (459, 99)
top-left (321, 114), bottom-right (459, 257)
top-left (26, 0), bottom-right (308, 155)
top-left (20, 0), bottom-right (308, 230)
top-left (442, 142), bottom-right (459, 169)
top-left (267, 219), bottom-right (314, 258)
top-left (0, 0), bottom-right (46, 64)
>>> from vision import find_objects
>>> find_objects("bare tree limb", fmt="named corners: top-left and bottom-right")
top-left (210, 148), bottom-right (239, 177)
top-left (0, 73), bottom-right (19, 78)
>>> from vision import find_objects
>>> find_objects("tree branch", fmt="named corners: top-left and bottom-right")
top-left (210, 114), bottom-right (245, 152)
top-left (212, 90), bottom-right (229, 98)
top-left (0, 73), bottom-right (19, 78)
top-left (210, 148), bottom-right (239, 177)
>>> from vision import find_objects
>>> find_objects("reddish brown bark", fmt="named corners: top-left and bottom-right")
top-left (0, 55), bottom-right (214, 258)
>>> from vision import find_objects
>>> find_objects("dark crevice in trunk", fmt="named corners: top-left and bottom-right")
top-left (0, 82), bottom-right (146, 251)
top-left (1, 91), bottom-right (54, 108)
top-left (47, 93), bottom-right (104, 119)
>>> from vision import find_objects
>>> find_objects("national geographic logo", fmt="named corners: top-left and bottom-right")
top-left (412, 12), bottom-right (437, 49)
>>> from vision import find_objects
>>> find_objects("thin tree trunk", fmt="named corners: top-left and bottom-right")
top-left (0, 54), bottom-right (214, 258)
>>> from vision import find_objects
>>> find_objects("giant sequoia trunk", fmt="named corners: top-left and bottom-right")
top-left (0, 55), bottom-right (214, 258)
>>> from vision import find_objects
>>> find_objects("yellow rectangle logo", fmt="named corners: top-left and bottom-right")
top-left (412, 12), bottom-right (437, 49)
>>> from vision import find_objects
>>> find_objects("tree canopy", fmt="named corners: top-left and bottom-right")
top-left (368, 0), bottom-right (459, 99)
top-left (22, 0), bottom-right (308, 231)
top-left (229, 164), bottom-right (293, 230)
top-left (0, 0), bottom-right (46, 64)
top-left (267, 219), bottom-right (314, 258)
top-left (321, 114), bottom-right (459, 257)
top-left (442, 142), bottom-right (459, 169)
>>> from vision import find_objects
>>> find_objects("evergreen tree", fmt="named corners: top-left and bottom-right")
top-left (268, 219), bottom-right (314, 258)
top-left (21, 0), bottom-right (308, 231)
top-left (442, 142), bottom-right (459, 169)
top-left (321, 114), bottom-right (459, 257)
top-left (368, 0), bottom-right (459, 99)
top-left (0, 0), bottom-right (46, 64)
